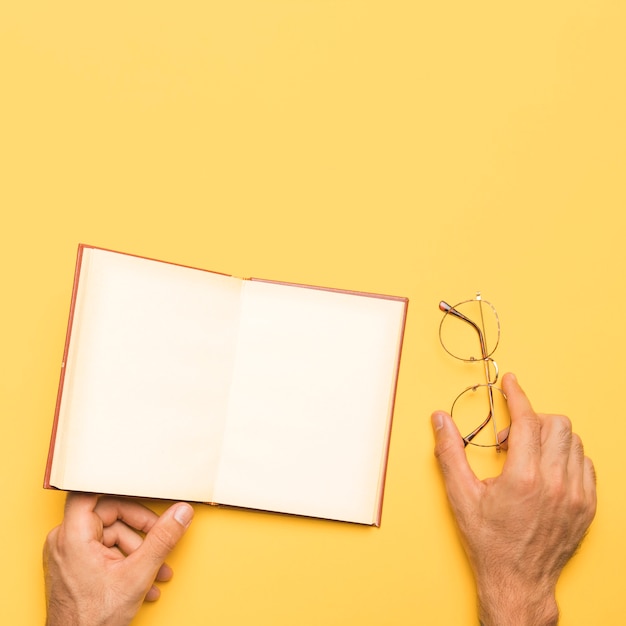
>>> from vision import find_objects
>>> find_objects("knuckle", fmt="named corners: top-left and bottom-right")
top-left (569, 488), bottom-right (587, 513)
top-left (43, 526), bottom-right (65, 569)
top-left (552, 413), bottom-right (572, 430)
top-left (554, 414), bottom-right (572, 435)
top-left (433, 437), bottom-right (453, 461)
top-left (517, 467), bottom-right (540, 493)
top-left (542, 414), bottom-right (573, 455)
top-left (147, 525), bottom-right (177, 557)
top-left (545, 470), bottom-right (567, 500)
top-left (44, 525), bottom-right (60, 546)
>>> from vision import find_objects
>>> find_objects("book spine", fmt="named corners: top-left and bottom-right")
top-left (43, 244), bottom-right (89, 488)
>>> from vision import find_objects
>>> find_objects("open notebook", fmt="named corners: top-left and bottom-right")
top-left (45, 245), bottom-right (408, 525)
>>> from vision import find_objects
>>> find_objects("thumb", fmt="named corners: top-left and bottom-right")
top-left (432, 411), bottom-right (479, 502)
top-left (128, 502), bottom-right (194, 580)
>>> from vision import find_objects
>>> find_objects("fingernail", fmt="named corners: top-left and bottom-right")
top-left (174, 503), bottom-right (194, 528)
top-left (431, 412), bottom-right (445, 431)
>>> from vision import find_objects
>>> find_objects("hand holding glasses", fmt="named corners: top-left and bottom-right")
top-left (438, 293), bottom-right (510, 450)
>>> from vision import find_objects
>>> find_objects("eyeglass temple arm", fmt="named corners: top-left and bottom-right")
top-left (464, 417), bottom-right (490, 446)
top-left (439, 301), bottom-right (489, 360)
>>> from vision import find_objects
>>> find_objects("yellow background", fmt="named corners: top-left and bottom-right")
top-left (1, 1), bottom-right (624, 624)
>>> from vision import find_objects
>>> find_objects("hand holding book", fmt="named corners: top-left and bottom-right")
top-left (44, 493), bottom-right (194, 626)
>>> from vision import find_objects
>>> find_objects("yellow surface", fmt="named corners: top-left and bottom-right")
top-left (1, 2), bottom-right (624, 624)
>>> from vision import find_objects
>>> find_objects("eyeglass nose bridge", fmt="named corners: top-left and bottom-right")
top-left (477, 356), bottom-right (499, 385)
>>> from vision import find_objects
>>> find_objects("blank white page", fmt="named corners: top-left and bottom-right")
top-left (51, 248), bottom-right (242, 501)
top-left (213, 280), bottom-right (405, 524)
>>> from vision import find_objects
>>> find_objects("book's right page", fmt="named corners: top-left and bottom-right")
top-left (213, 280), bottom-right (406, 524)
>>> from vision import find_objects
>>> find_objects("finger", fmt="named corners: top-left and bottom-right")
top-left (94, 497), bottom-right (160, 534)
top-left (125, 503), bottom-right (194, 584)
top-left (497, 425), bottom-right (511, 451)
top-left (565, 429), bottom-right (584, 477)
top-left (62, 492), bottom-right (101, 540)
top-left (156, 562), bottom-right (174, 582)
top-left (583, 456), bottom-right (598, 518)
top-left (569, 434), bottom-right (598, 516)
top-left (432, 411), bottom-right (480, 506)
top-left (102, 520), bottom-right (144, 555)
top-left (501, 373), bottom-right (542, 472)
top-left (101, 521), bottom-right (175, 581)
top-left (540, 414), bottom-right (573, 473)
top-left (145, 584), bottom-right (161, 602)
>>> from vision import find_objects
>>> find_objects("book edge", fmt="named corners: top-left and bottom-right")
top-left (250, 276), bottom-right (407, 303)
top-left (372, 297), bottom-right (409, 527)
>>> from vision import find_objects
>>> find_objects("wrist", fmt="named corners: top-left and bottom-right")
top-left (46, 600), bottom-right (132, 626)
top-left (477, 579), bottom-right (559, 626)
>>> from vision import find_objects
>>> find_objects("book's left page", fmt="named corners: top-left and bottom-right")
top-left (47, 246), bottom-right (243, 502)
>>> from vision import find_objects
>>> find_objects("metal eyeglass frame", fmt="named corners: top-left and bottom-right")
top-left (438, 292), bottom-right (508, 450)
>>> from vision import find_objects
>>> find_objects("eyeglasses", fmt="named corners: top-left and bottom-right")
top-left (438, 292), bottom-right (509, 450)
